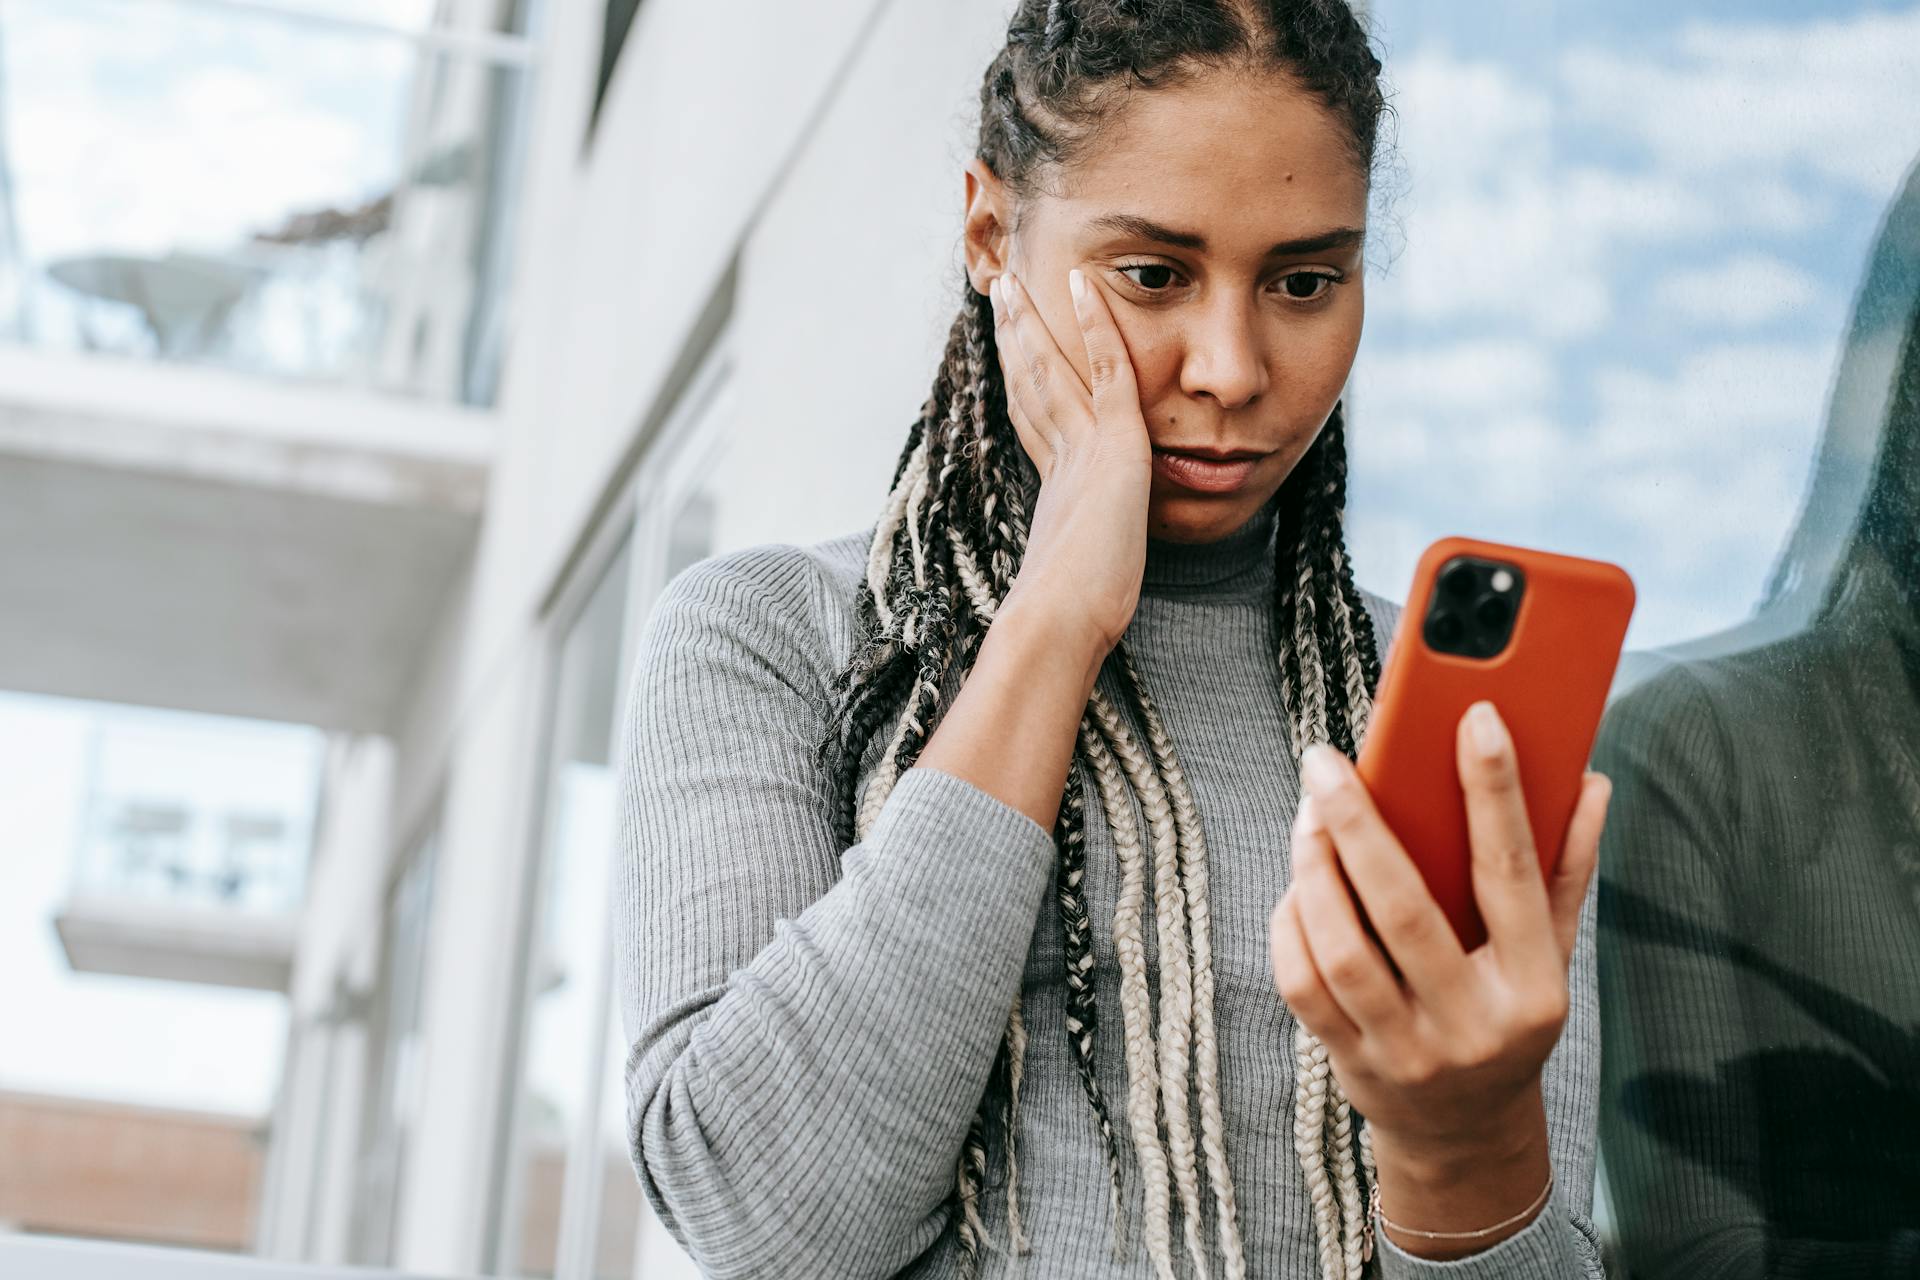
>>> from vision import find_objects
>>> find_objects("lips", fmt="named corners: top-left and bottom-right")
top-left (1151, 448), bottom-right (1262, 493)
top-left (1155, 448), bottom-right (1266, 462)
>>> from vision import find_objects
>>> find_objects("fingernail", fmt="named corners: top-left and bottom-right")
top-left (1069, 267), bottom-right (1086, 303)
top-left (988, 276), bottom-right (1002, 314)
top-left (1469, 701), bottom-right (1507, 755)
top-left (1300, 744), bottom-right (1344, 797)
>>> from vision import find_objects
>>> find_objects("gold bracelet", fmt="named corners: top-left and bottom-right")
top-left (1369, 1171), bottom-right (1555, 1244)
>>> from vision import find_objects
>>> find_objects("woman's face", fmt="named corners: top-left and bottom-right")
top-left (964, 69), bottom-right (1370, 544)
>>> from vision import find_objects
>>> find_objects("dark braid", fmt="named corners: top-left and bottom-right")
top-left (814, 3), bottom-right (1390, 1275)
top-left (1051, 741), bottom-right (1125, 1220)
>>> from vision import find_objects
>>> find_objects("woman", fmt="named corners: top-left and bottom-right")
top-left (614, 2), bottom-right (1609, 1276)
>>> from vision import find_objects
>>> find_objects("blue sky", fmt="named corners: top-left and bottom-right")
top-left (1349, 0), bottom-right (1920, 647)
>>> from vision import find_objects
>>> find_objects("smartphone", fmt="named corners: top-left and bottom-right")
top-left (1353, 537), bottom-right (1635, 952)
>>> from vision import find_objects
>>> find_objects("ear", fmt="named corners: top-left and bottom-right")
top-left (962, 157), bottom-right (1013, 297)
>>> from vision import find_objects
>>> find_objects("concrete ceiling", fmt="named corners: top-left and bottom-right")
top-left (0, 451), bottom-right (477, 734)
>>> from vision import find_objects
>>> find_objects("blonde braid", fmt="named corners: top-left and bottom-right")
top-left (1114, 648), bottom-right (1247, 1279)
top-left (1085, 683), bottom-right (1208, 1280)
top-left (1077, 707), bottom-right (1177, 1280)
top-left (1294, 1023), bottom-right (1345, 1279)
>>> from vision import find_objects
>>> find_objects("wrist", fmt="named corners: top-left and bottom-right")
top-left (1368, 1080), bottom-right (1546, 1182)
top-left (1366, 1084), bottom-right (1553, 1260)
top-left (994, 588), bottom-right (1113, 693)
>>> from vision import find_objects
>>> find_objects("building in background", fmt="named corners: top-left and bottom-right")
top-left (2, 1), bottom-right (1917, 1278)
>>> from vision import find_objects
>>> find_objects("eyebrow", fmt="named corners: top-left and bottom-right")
top-left (1084, 212), bottom-right (1365, 256)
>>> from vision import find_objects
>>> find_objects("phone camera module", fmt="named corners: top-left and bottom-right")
top-left (1425, 555), bottom-right (1525, 659)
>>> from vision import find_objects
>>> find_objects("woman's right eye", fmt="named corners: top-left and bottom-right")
top-left (1115, 262), bottom-right (1181, 293)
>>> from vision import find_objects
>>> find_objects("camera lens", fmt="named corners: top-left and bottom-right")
top-left (1429, 611), bottom-right (1465, 646)
top-left (1440, 561), bottom-right (1477, 599)
top-left (1475, 594), bottom-right (1512, 630)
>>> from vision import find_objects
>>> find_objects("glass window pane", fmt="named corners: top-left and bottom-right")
top-left (592, 481), bottom-right (717, 1280)
top-left (0, 0), bottom-right (534, 404)
top-left (1356, 2), bottom-right (1920, 1272)
top-left (501, 536), bottom-right (633, 1279)
top-left (589, 1000), bottom-right (642, 1280)
top-left (349, 824), bottom-right (438, 1266)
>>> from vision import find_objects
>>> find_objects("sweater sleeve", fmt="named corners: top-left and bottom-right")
top-left (610, 546), bottom-right (1059, 1279)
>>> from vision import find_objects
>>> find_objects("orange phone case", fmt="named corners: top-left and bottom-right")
top-left (1354, 537), bottom-right (1635, 952)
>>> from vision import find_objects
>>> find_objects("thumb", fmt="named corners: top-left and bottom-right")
top-left (1069, 268), bottom-right (1143, 426)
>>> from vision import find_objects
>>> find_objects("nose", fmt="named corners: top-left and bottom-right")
top-left (1177, 293), bottom-right (1268, 410)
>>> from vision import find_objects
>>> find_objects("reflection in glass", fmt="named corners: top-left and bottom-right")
top-left (1595, 150), bottom-right (1920, 1275)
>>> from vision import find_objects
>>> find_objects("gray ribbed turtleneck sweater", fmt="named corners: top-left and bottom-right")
top-left (612, 488), bottom-right (1603, 1278)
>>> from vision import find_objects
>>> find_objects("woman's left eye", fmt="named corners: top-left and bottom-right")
top-left (1278, 271), bottom-right (1337, 301)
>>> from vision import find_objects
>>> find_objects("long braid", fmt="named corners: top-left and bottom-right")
top-left (1077, 699), bottom-right (1177, 1280)
top-left (1086, 668), bottom-right (1207, 1279)
top-left (1112, 646), bottom-right (1248, 1279)
top-left (1051, 741), bottom-right (1129, 1241)
top-left (817, 3), bottom-right (1390, 1274)
top-left (1317, 433), bottom-right (1388, 1269)
top-left (1273, 408), bottom-right (1386, 1279)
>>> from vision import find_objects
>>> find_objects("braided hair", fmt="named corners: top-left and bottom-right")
top-left (814, 3), bottom-right (1391, 1276)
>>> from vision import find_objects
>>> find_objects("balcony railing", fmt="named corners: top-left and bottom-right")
top-left (0, 0), bottom-right (538, 406)
top-left (52, 706), bottom-right (325, 991)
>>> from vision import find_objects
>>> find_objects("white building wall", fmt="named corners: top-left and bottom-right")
top-left (362, 1), bottom-right (1033, 1273)
top-left (727, 0), bottom-right (1010, 552)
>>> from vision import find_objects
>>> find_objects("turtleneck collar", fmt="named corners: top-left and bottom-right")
top-left (1008, 447), bottom-right (1278, 601)
top-left (1141, 487), bottom-right (1281, 599)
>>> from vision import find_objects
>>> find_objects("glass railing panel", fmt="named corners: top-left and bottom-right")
top-left (0, 0), bottom-right (535, 406)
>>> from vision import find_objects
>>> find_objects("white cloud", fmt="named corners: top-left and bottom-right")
top-left (1562, 9), bottom-right (1920, 194)
top-left (1347, 6), bottom-right (1916, 646)
top-left (1653, 251), bottom-right (1827, 328)
top-left (1350, 337), bottom-right (1841, 647)
top-left (1371, 48), bottom-right (1611, 337)
top-left (1555, 167), bottom-right (1831, 244)
top-left (1367, 9), bottom-right (1920, 335)
top-left (1355, 337), bottom-right (1555, 419)
top-left (1585, 339), bottom-right (1836, 468)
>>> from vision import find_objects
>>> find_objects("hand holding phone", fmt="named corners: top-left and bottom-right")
top-left (1354, 537), bottom-right (1635, 951)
